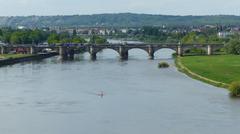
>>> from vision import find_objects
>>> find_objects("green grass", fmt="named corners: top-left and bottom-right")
top-left (180, 55), bottom-right (240, 84)
top-left (0, 54), bottom-right (32, 59)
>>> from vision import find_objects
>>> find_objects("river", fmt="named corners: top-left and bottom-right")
top-left (0, 48), bottom-right (240, 134)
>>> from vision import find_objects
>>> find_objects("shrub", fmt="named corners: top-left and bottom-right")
top-left (229, 81), bottom-right (240, 97)
top-left (172, 53), bottom-right (177, 57)
top-left (158, 62), bottom-right (169, 68)
top-left (184, 48), bottom-right (206, 55)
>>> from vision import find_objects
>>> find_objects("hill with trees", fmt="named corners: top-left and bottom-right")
top-left (1, 13), bottom-right (240, 28)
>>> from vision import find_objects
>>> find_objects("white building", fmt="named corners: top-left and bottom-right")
top-left (99, 29), bottom-right (106, 35)
top-left (0, 41), bottom-right (6, 46)
top-left (121, 29), bottom-right (128, 33)
top-left (218, 32), bottom-right (233, 38)
top-left (17, 26), bottom-right (26, 30)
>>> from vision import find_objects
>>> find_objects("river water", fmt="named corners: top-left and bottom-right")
top-left (0, 49), bottom-right (240, 134)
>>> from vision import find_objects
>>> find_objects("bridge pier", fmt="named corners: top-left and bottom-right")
top-left (59, 46), bottom-right (68, 59)
top-left (30, 46), bottom-right (36, 54)
top-left (207, 45), bottom-right (212, 55)
top-left (89, 46), bottom-right (97, 60)
top-left (177, 45), bottom-right (183, 56)
top-left (148, 45), bottom-right (154, 59)
top-left (119, 46), bottom-right (128, 60)
top-left (0, 47), bottom-right (2, 54)
top-left (67, 48), bottom-right (75, 60)
top-left (149, 52), bottom-right (154, 60)
top-left (59, 47), bottom-right (75, 60)
top-left (0, 46), bottom-right (7, 54)
top-left (90, 53), bottom-right (97, 60)
top-left (119, 51), bottom-right (128, 60)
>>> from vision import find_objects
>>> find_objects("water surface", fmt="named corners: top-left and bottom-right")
top-left (0, 49), bottom-right (239, 134)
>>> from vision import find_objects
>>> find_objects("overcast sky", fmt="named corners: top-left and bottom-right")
top-left (0, 0), bottom-right (239, 16)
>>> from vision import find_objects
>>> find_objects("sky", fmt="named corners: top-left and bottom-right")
top-left (0, 0), bottom-right (239, 16)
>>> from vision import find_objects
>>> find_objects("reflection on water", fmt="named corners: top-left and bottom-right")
top-left (0, 49), bottom-right (240, 134)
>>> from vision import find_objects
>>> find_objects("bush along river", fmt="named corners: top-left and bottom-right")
top-left (0, 49), bottom-right (240, 134)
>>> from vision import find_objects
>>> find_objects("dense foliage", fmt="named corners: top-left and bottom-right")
top-left (0, 28), bottom-right (48, 44)
top-left (181, 32), bottom-right (227, 44)
top-left (225, 34), bottom-right (240, 55)
top-left (47, 32), bottom-right (86, 44)
top-left (0, 28), bottom-right (88, 45)
top-left (89, 35), bottom-right (107, 44)
top-left (137, 26), bottom-right (185, 43)
top-left (119, 26), bottom-right (228, 44)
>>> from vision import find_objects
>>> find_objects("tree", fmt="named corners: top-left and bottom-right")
top-left (2, 32), bottom-right (11, 43)
top-left (142, 26), bottom-right (160, 36)
top-left (225, 39), bottom-right (240, 55)
top-left (10, 31), bottom-right (30, 44)
top-left (72, 29), bottom-right (77, 37)
top-left (72, 37), bottom-right (86, 43)
top-left (10, 33), bottom-right (21, 44)
top-left (0, 29), bottom-right (2, 36)
top-left (181, 32), bottom-right (208, 44)
top-left (59, 32), bottom-right (70, 39)
top-left (29, 30), bottom-right (42, 44)
top-left (89, 35), bottom-right (107, 44)
top-left (47, 33), bottom-right (59, 44)
top-left (95, 37), bottom-right (107, 44)
top-left (60, 38), bottom-right (72, 43)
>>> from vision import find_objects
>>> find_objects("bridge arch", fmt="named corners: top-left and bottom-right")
top-left (96, 48), bottom-right (120, 59)
top-left (94, 48), bottom-right (120, 55)
top-left (127, 47), bottom-right (149, 54)
top-left (77, 51), bottom-right (91, 60)
top-left (127, 48), bottom-right (149, 59)
top-left (154, 48), bottom-right (176, 59)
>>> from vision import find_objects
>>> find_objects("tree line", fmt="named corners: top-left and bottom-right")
top-left (0, 28), bottom-right (107, 45)
top-left (0, 28), bottom-right (48, 44)
top-left (124, 26), bottom-right (240, 55)
top-left (0, 27), bottom-right (239, 55)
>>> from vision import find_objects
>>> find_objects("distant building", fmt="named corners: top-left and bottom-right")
top-left (17, 26), bottom-right (26, 30)
top-left (191, 28), bottom-right (201, 32)
top-left (204, 25), bottom-right (216, 28)
top-left (218, 32), bottom-right (233, 38)
top-left (0, 41), bottom-right (6, 46)
top-left (76, 28), bottom-right (90, 35)
top-left (121, 29), bottom-right (128, 33)
top-left (231, 27), bottom-right (240, 34)
top-left (99, 29), bottom-right (106, 35)
top-left (66, 29), bottom-right (74, 35)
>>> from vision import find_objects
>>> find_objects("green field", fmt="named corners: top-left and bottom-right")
top-left (180, 55), bottom-right (240, 84)
top-left (0, 54), bottom-right (32, 59)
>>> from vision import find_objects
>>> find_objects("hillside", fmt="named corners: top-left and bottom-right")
top-left (0, 13), bottom-right (240, 28)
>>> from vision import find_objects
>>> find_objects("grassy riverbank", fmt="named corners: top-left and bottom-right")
top-left (0, 53), bottom-right (58, 67)
top-left (176, 55), bottom-right (240, 88)
top-left (0, 54), bottom-right (32, 59)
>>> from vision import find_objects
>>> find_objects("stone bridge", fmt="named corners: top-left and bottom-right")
top-left (83, 44), bottom-right (179, 60)
top-left (0, 43), bottom-right (224, 60)
top-left (60, 43), bottom-right (224, 60)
